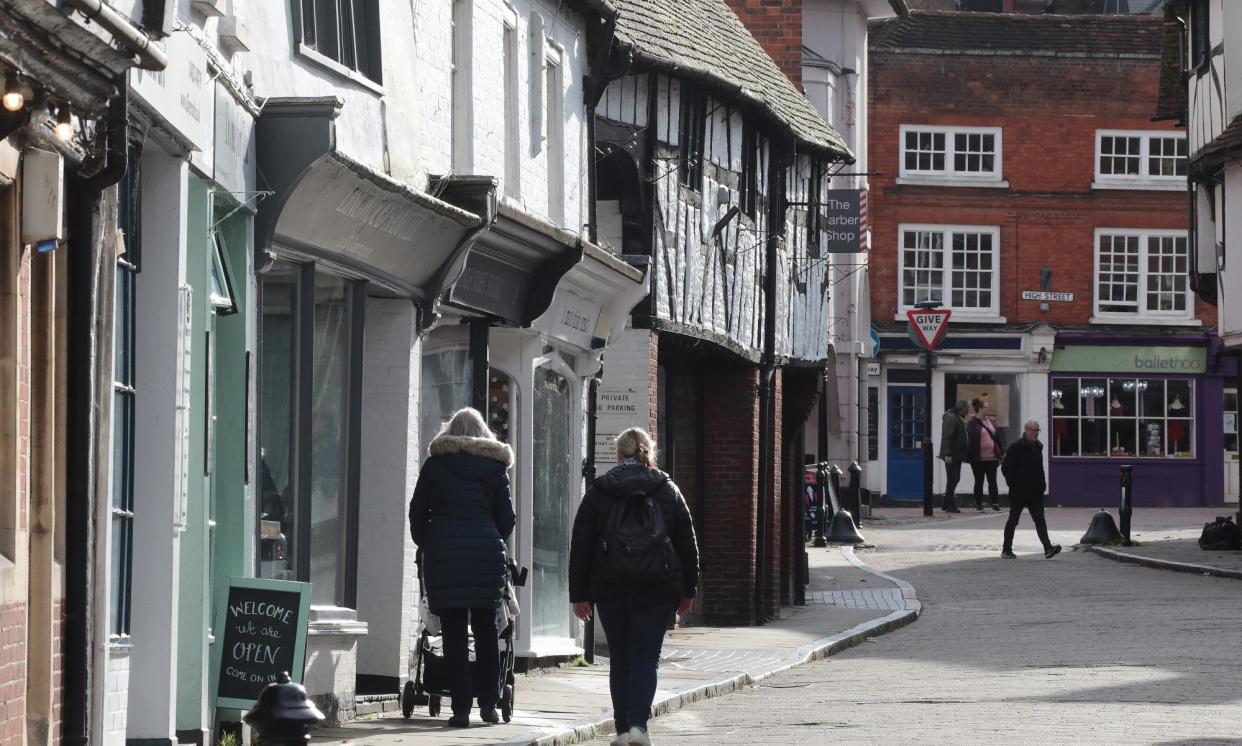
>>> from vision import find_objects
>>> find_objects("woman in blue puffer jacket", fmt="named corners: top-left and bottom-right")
top-left (409, 407), bottom-right (515, 728)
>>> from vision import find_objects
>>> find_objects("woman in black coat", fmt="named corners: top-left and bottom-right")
top-left (409, 407), bottom-right (515, 728)
top-left (568, 427), bottom-right (699, 746)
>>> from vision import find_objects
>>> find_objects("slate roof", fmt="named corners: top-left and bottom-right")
top-left (870, 10), bottom-right (1164, 57)
top-left (611, 0), bottom-right (854, 160)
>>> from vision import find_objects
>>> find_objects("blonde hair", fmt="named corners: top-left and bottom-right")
top-left (439, 407), bottom-right (495, 440)
top-left (616, 427), bottom-right (657, 469)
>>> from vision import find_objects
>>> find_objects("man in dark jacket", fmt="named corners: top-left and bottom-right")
top-left (1000, 419), bottom-right (1061, 559)
top-left (938, 400), bottom-right (970, 513)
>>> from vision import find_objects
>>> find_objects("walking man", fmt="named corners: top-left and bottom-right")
top-left (938, 400), bottom-right (970, 513)
top-left (999, 419), bottom-right (1062, 559)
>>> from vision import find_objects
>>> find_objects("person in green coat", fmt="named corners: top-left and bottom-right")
top-left (938, 399), bottom-right (971, 513)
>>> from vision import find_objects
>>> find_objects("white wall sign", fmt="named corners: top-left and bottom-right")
top-left (213, 84), bottom-right (256, 196)
top-left (131, 31), bottom-right (212, 167)
top-left (21, 149), bottom-right (63, 245)
top-left (866, 362), bottom-right (880, 377)
top-left (1021, 290), bottom-right (1073, 302)
top-left (541, 289), bottom-right (604, 350)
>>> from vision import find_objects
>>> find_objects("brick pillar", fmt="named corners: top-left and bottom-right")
top-left (700, 364), bottom-right (761, 626)
top-left (724, 0), bottom-right (803, 89)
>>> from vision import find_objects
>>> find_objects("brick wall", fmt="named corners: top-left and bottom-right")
top-left (0, 601), bottom-right (26, 745)
top-left (724, 0), bottom-right (803, 88)
top-left (868, 50), bottom-right (1205, 328)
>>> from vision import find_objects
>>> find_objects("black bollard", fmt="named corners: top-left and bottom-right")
top-left (847, 462), bottom-right (863, 526)
top-left (1080, 509), bottom-right (1123, 545)
top-left (243, 672), bottom-right (325, 746)
top-left (1119, 465), bottom-right (1133, 546)
top-left (828, 465), bottom-right (843, 516)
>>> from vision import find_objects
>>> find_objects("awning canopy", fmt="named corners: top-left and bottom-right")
top-left (532, 241), bottom-right (646, 351)
top-left (443, 201), bottom-right (585, 326)
top-left (256, 97), bottom-right (487, 326)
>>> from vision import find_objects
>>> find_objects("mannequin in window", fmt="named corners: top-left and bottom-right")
top-left (1170, 394), bottom-right (1185, 412)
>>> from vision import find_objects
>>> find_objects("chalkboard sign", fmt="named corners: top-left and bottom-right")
top-left (213, 577), bottom-right (311, 710)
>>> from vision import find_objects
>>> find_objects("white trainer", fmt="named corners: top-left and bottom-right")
top-left (627, 726), bottom-right (652, 746)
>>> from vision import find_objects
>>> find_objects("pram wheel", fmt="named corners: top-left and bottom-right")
top-left (401, 680), bottom-right (416, 719)
top-left (428, 695), bottom-right (442, 717)
top-left (500, 684), bottom-right (514, 723)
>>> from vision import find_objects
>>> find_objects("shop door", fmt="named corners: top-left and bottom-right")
top-left (886, 386), bottom-right (926, 501)
top-left (1226, 389), bottom-right (1239, 503)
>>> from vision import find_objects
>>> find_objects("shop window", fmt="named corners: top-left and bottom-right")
top-left (899, 125), bottom-right (1002, 182)
top-left (866, 387), bottom-right (879, 462)
top-left (1095, 131), bottom-right (1187, 185)
top-left (532, 363), bottom-right (574, 639)
top-left (900, 224), bottom-right (999, 317)
top-left (488, 368), bottom-right (517, 444)
top-left (1051, 377), bottom-right (1195, 459)
top-left (1094, 230), bottom-right (1191, 321)
top-left (108, 154), bottom-right (141, 639)
top-left (258, 262), bottom-right (363, 607)
top-left (295, 0), bottom-right (383, 84)
top-left (419, 345), bottom-right (472, 453)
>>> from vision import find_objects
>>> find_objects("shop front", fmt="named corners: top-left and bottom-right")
top-left (1048, 337), bottom-right (1232, 507)
top-left (253, 97), bottom-right (487, 719)
top-left (422, 205), bottom-right (644, 659)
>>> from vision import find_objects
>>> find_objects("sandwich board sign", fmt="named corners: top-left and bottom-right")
top-left (906, 308), bottom-right (952, 351)
top-left (214, 577), bottom-right (311, 710)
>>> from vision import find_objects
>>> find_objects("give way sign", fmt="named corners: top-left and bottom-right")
top-left (906, 308), bottom-right (952, 351)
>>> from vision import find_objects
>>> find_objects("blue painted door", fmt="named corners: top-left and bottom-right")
top-left (886, 386), bottom-right (926, 501)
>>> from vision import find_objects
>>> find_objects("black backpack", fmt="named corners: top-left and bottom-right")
top-left (598, 491), bottom-right (678, 585)
top-left (1198, 516), bottom-right (1241, 551)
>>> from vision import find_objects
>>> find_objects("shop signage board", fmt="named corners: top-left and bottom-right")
top-left (130, 31), bottom-right (212, 172)
top-left (1021, 290), bottom-right (1074, 302)
top-left (821, 189), bottom-right (866, 253)
top-left (213, 83), bottom-right (256, 197)
top-left (542, 289), bottom-right (605, 350)
top-left (906, 309), bottom-right (952, 351)
top-left (1050, 346), bottom-right (1207, 374)
top-left (214, 577), bottom-right (311, 710)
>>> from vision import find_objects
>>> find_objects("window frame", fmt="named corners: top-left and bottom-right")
top-left (544, 42), bottom-right (564, 226)
top-left (1093, 130), bottom-right (1188, 188)
top-left (256, 261), bottom-right (365, 609)
top-left (679, 86), bottom-right (707, 191)
top-left (292, 0), bottom-right (383, 88)
top-left (898, 124), bottom-right (1003, 183)
top-left (1092, 228), bottom-right (1193, 323)
top-left (897, 223), bottom-right (1001, 319)
top-left (502, 10), bottom-right (520, 199)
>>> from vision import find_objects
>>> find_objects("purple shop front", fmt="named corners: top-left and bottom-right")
top-left (1047, 333), bottom-right (1232, 508)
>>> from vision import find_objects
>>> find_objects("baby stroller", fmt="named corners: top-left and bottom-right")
top-left (401, 550), bottom-right (527, 722)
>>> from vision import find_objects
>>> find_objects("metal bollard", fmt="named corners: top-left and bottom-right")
top-left (1119, 464), bottom-right (1133, 546)
top-left (847, 462), bottom-right (862, 526)
top-left (828, 465), bottom-right (844, 516)
top-left (243, 672), bottom-right (325, 746)
top-left (813, 463), bottom-right (829, 547)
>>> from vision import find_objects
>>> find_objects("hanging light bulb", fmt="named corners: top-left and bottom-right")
top-left (54, 105), bottom-right (72, 141)
top-left (2, 73), bottom-right (23, 112)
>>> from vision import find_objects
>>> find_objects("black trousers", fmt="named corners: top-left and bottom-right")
top-left (1003, 495), bottom-right (1053, 552)
top-left (942, 460), bottom-right (962, 509)
top-left (439, 607), bottom-right (500, 716)
top-left (971, 461), bottom-right (1000, 507)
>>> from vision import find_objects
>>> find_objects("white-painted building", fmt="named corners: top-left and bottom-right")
top-left (801, 0), bottom-right (907, 482)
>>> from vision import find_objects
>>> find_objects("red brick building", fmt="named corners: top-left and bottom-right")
top-left (867, 10), bottom-right (1229, 508)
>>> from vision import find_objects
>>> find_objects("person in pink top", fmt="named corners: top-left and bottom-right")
top-left (967, 398), bottom-right (1005, 512)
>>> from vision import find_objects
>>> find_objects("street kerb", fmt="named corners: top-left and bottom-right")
top-left (496, 547), bottom-right (921, 746)
top-left (1085, 544), bottom-right (1242, 581)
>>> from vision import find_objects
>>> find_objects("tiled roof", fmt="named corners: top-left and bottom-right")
top-left (871, 10), bottom-right (1164, 57)
top-left (1194, 113), bottom-right (1242, 168)
top-left (611, 0), bottom-right (853, 160)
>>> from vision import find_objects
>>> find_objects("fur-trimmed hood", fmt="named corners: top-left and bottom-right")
top-left (428, 434), bottom-right (514, 467)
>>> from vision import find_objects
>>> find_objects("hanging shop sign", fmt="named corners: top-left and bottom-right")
top-left (214, 577), bottom-right (311, 710)
top-left (821, 189), bottom-right (865, 254)
top-left (213, 83), bottom-right (256, 197)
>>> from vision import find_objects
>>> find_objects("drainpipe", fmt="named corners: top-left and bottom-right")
top-left (64, 0), bottom-right (169, 70)
top-left (64, 81), bottom-right (129, 746)
top-left (582, 369), bottom-right (601, 662)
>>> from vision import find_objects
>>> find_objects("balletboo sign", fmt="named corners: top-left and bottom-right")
top-left (1050, 346), bottom-right (1208, 374)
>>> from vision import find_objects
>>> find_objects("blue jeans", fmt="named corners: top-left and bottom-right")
top-left (596, 597), bottom-right (676, 732)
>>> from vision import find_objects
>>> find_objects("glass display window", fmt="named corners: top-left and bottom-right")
top-left (1051, 375), bottom-right (1195, 459)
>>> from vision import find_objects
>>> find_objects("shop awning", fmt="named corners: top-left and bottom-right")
top-left (533, 241), bottom-right (646, 351)
top-left (443, 201), bottom-right (586, 326)
top-left (256, 98), bottom-right (487, 324)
